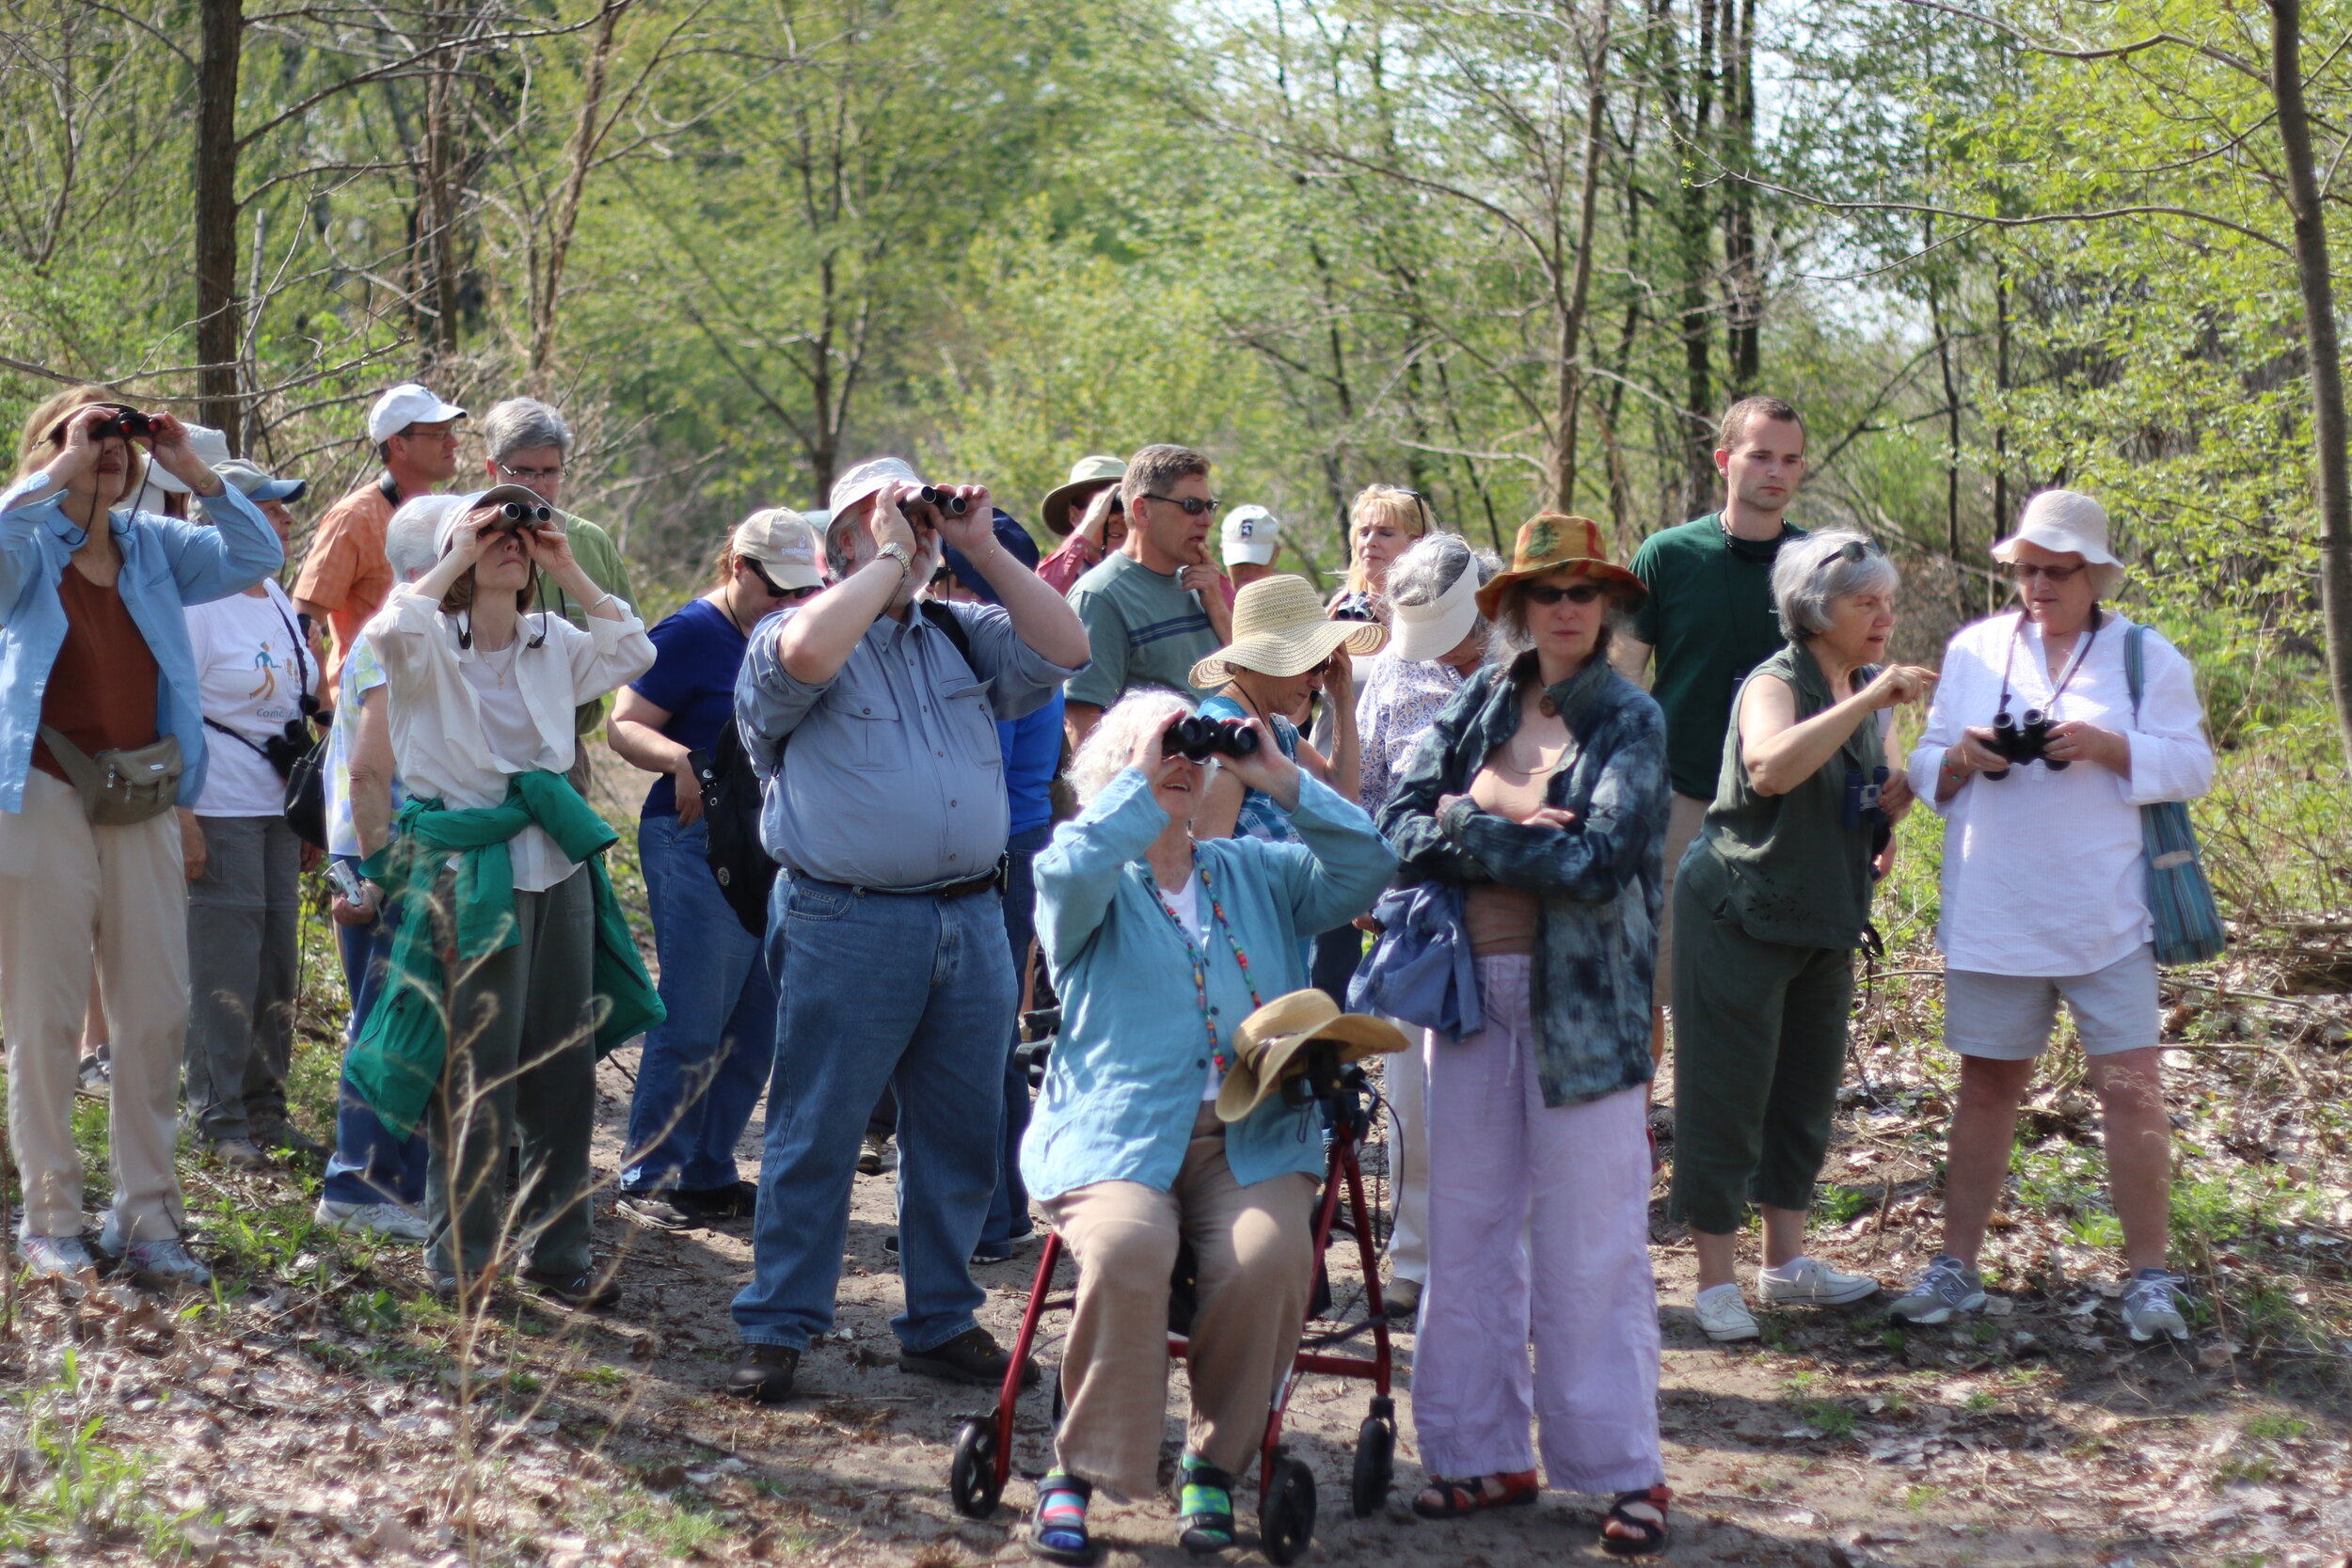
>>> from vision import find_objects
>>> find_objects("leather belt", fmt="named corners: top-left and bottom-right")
top-left (795, 857), bottom-right (1007, 901)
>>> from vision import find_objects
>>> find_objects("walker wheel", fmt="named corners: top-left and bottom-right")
top-left (1350, 1411), bottom-right (1395, 1516)
top-left (1260, 1452), bottom-right (1317, 1564)
top-left (948, 1418), bottom-right (1002, 1517)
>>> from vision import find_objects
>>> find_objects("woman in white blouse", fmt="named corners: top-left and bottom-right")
top-left (1897, 490), bottom-right (2213, 1343)
top-left (357, 483), bottom-right (654, 1307)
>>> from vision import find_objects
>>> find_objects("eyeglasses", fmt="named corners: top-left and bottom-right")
top-left (1141, 493), bottom-right (1220, 517)
top-left (1523, 582), bottom-right (1608, 607)
top-left (2005, 561), bottom-right (2087, 583)
top-left (495, 459), bottom-right (563, 483)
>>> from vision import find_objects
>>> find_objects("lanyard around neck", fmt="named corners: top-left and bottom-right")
top-left (1996, 611), bottom-right (2098, 721)
top-left (1146, 857), bottom-right (1263, 1078)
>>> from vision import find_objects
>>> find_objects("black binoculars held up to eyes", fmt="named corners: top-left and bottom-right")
top-left (912, 484), bottom-right (971, 516)
top-left (1982, 708), bottom-right (2070, 780)
top-left (1166, 715), bottom-right (1262, 761)
top-left (489, 499), bottom-right (553, 531)
top-left (52, 404), bottom-right (160, 444)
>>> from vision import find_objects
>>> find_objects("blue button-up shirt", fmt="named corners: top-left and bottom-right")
top-left (735, 599), bottom-right (1082, 890)
top-left (1022, 767), bottom-right (1396, 1201)
top-left (0, 471), bottom-right (285, 814)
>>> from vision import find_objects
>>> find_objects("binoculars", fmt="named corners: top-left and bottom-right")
top-left (488, 499), bottom-right (553, 531)
top-left (1166, 715), bottom-right (1262, 761)
top-left (912, 484), bottom-right (970, 516)
top-left (1982, 708), bottom-right (2069, 780)
top-left (53, 405), bottom-right (160, 444)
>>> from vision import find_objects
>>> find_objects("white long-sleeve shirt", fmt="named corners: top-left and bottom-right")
top-left (363, 586), bottom-right (654, 891)
top-left (1907, 610), bottom-right (2214, 977)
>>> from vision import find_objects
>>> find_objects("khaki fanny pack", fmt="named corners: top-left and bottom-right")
top-left (39, 725), bottom-right (183, 826)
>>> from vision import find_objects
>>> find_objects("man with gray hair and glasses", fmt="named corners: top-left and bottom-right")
top-left (477, 397), bottom-right (638, 793)
top-left (725, 457), bottom-right (1089, 1404)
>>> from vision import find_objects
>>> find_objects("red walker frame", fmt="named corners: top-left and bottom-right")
top-left (947, 1065), bottom-right (1398, 1563)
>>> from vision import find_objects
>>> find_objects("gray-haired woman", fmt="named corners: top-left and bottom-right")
top-left (1669, 531), bottom-right (1935, 1343)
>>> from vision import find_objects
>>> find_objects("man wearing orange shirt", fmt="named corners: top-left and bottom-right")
top-left (292, 382), bottom-right (465, 705)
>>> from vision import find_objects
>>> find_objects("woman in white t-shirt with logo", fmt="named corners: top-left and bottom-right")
top-left (1897, 490), bottom-right (2214, 1342)
top-left (179, 456), bottom-right (325, 1169)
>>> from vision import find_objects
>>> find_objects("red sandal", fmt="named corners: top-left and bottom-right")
top-left (1410, 1469), bottom-right (1539, 1519)
top-left (1601, 1483), bottom-right (1672, 1557)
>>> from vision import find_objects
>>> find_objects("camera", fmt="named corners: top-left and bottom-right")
top-left (1842, 764), bottom-right (1889, 830)
top-left (1165, 715), bottom-right (1261, 761)
top-left (912, 484), bottom-right (970, 516)
top-left (1982, 707), bottom-right (2069, 780)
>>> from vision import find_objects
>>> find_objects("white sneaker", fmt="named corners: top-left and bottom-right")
top-left (1757, 1256), bottom-right (1879, 1307)
top-left (314, 1198), bottom-right (430, 1244)
top-left (1693, 1283), bottom-right (1760, 1342)
top-left (20, 1233), bottom-right (99, 1280)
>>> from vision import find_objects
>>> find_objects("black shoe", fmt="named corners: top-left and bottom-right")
top-left (255, 1121), bottom-right (329, 1164)
top-left (617, 1189), bottom-right (707, 1232)
top-left (857, 1133), bottom-right (891, 1178)
top-left (899, 1325), bottom-right (1039, 1388)
top-left (519, 1265), bottom-right (622, 1312)
top-left (678, 1180), bottom-right (758, 1223)
top-left (726, 1343), bottom-right (801, 1403)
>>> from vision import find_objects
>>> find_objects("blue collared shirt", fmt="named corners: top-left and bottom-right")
top-left (735, 599), bottom-right (1082, 889)
top-left (1021, 767), bottom-right (1396, 1201)
top-left (0, 471), bottom-right (285, 814)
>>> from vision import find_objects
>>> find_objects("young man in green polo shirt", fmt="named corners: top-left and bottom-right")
top-left (1613, 395), bottom-right (1810, 1041)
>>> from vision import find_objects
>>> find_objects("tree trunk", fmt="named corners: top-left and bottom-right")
top-left (1658, 0), bottom-right (1717, 508)
top-left (1720, 0), bottom-right (1760, 392)
top-left (193, 0), bottom-right (244, 445)
top-left (1547, 4), bottom-right (1613, 513)
top-left (1923, 216), bottom-right (1963, 594)
top-left (2269, 0), bottom-right (2352, 761)
top-left (415, 6), bottom-right (463, 366)
top-left (531, 0), bottom-right (627, 387)
top-left (1992, 254), bottom-right (2011, 617)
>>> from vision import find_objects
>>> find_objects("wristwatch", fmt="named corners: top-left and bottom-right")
top-left (876, 542), bottom-right (914, 579)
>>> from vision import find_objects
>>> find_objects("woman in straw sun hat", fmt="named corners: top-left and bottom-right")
top-left (1021, 689), bottom-right (1393, 1560)
top-left (1377, 513), bottom-right (1676, 1556)
top-left (1190, 575), bottom-right (1386, 843)
top-left (1889, 489), bottom-right (2212, 1344)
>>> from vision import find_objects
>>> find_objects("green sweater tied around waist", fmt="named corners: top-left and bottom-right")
top-left (344, 770), bottom-right (664, 1138)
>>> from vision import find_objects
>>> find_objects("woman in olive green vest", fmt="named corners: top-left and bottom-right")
top-left (1669, 532), bottom-right (1935, 1343)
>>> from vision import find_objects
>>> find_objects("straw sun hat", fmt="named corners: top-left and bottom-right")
top-left (1991, 489), bottom-right (2125, 599)
top-left (1216, 990), bottom-right (1409, 1123)
top-left (1188, 575), bottom-right (1387, 690)
top-left (1474, 513), bottom-right (1645, 622)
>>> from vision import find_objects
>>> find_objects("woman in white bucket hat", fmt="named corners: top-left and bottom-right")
top-left (1894, 488), bottom-right (2215, 1343)
top-left (1190, 575), bottom-right (1386, 843)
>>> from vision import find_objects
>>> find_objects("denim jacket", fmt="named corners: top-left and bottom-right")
top-left (0, 471), bottom-right (285, 813)
top-left (1377, 651), bottom-right (1668, 1107)
top-left (1023, 766), bottom-right (1396, 1201)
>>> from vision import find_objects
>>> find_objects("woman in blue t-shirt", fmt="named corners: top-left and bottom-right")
top-left (1188, 575), bottom-right (1385, 842)
top-left (607, 508), bottom-right (819, 1231)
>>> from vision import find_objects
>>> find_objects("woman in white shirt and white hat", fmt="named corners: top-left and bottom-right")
top-left (1896, 490), bottom-right (2214, 1342)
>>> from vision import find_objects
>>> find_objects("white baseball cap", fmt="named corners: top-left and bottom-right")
top-left (1222, 504), bottom-right (1280, 567)
top-left (139, 423), bottom-right (233, 496)
top-left (731, 507), bottom-right (824, 590)
top-left (827, 455), bottom-right (922, 519)
top-left (368, 382), bottom-right (467, 444)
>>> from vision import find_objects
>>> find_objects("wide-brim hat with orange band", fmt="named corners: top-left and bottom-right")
top-left (1474, 513), bottom-right (1646, 622)
top-left (1216, 990), bottom-right (1410, 1123)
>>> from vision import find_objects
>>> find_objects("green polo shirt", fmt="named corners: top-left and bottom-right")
top-left (531, 509), bottom-right (639, 736)
top-left (1629, 513), bottom-right (1804, 799)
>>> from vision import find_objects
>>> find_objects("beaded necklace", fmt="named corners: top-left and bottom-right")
top-left (1148, 856), bottom-right (1263, 1078)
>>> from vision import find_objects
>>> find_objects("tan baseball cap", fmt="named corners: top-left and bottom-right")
top-left (732, 507), bottom-right (824, 590)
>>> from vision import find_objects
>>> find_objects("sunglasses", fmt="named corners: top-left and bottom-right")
top-left (2005, 561), bottom-right (2087, 583)
top-left (1523, 581), bottom-right (1609, 607)
top-left (744, 558), bottom-right (819, 600)
top-left (1142, 493), bottom-right (1220, 517)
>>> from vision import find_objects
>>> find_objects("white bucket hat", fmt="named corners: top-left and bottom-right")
top-left (1993, 489), bottom-right (2125, 598)
top-left (1188, 575), bottom-right (1387, 689)
top-left (1389, 560), bottom-right (1482, 663)
top-left (827, 455), bottom-right (922, 519)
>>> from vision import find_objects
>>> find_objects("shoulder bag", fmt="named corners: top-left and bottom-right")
top-left (2124, 623), bottom-right (2225, 964)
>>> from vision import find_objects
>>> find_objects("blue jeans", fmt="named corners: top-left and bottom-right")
top-left (978, 829), bottom-right (1046, 1252)
top-left (623, 815), bottom-right (778, 1194)
top-left (323, 856), bottom-right (428, 1208)
top-left (733, 873), bottom-right (1016, 1354)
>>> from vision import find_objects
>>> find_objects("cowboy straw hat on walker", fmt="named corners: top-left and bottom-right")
top-left (1216, 990), bottom-right (1410, 1123)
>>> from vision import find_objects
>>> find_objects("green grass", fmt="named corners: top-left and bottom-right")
top-left (1815, 1184), bottom-right (1873, 1226)
top-left (0, 1348), bottom-right (211, 1557)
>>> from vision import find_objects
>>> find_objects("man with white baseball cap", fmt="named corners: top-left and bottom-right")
top-left (1220, 504), bottom-right (1282, 591)
top-left (293, 381), bottom-right (466, 705)
top-left (726, 456), bottom-right (1089, 1403)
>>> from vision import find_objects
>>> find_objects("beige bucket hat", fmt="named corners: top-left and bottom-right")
top-left (1041, 453), bottom-right (1127, 537)
top-left (1992, 489), bottom-right (2125, 598)
top-left (1216, 990), bottom-right (1409, 1123)
top-left (1188, 576), bottom-right (1387, 689)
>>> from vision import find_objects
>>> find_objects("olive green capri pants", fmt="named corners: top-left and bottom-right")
top-left (1667, 886), bottom-right (1855, 1236)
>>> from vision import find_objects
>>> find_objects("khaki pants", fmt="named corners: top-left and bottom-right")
top-left (1042, 1106), bottom-right (1317, 1498)
top-left (0, 768), bottom-right (190, 1241)
top-left (1651, 792), bottom-right (1710, 1008)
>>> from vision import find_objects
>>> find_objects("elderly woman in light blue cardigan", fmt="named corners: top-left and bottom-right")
top-left (1021, 689), bottom-right (1393, 1563)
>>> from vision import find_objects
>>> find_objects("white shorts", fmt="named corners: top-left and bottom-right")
top-left (1943, 945), bottom-right (2160, 1060)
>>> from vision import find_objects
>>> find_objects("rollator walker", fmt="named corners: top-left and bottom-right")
top-left (946, 1043), bottom-right (1399, 1564)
